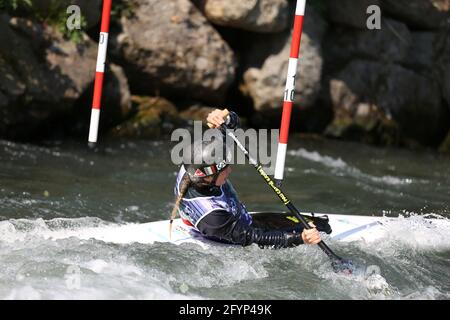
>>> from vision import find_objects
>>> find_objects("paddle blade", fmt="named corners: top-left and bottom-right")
top-left (331, 258), bottom-right (356, 275)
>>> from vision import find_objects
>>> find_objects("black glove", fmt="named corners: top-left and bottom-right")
top-left (224, 111), bottom-right (240, 129)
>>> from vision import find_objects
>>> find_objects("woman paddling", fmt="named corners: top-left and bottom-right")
top-left (170, 109), bottom-right (325, 248)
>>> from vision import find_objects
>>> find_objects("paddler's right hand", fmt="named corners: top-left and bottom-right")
top-left (301, 223), bottom-right (321, 245)
top-left (206, 109), bottom-right (227, 128)
top-left (207, 108), bottom-right (240, 129)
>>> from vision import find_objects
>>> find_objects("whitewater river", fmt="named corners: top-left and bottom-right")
top-left (1, 137), bottom-right (449, 299)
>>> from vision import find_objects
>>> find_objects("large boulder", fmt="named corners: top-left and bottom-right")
top-left (109, 96), bottom-right (185, 139)
top-left (113, 0), bottom-right (236, 104)
top-left (179, 105), bottom-right (215, 122)
top-left (433, 25), bottom-right (450, 150)
top-left (324, 19), bottom-right (437, 74)
top-left (327, 0), bottom-right (381, 29)
top-left (193, 0), bottom-right (289, 33)
top-left (404, 32), bottom-right (435, 71)
top-left (0, 54), bottom-right (26, 135)
top-left (71, 62), bottom-right (132, 137)
top-left (439, 130), bottom-right (450, 153)
top-left (433, 24), bottom-right (450, 110)
top-left (326, 60), bottom-right (449, 146)
top-left (381, 0), bottom-right (448, 29)
top-left (324, 18), bottom-right (411, 71)
top-left (0, 15), bottom-right (130, 140)
top-left (241, 4), bottom-right (327, 112)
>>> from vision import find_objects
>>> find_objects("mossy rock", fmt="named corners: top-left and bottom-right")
top-left (109, 96), bottom-right (185, 139)
top-left (179, 105), bottom-right (215, 122)
top-left (439, 130), bottom-right (450, 154)
top-left (325, 104), bottom-right (400, 146)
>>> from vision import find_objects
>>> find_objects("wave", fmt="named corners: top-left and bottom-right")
top-left (367, 214), bottom-right (450, 251)
top-left (0, 217), bottom-right (144, 245)
top-left (0, 139), bottom-right (88, 164)
top-left (1, 215), bottom-right (449, 299)
top-left (289, 148), bottom-right (422, 186)
top-left (2, 214), bottom-right (450, 250)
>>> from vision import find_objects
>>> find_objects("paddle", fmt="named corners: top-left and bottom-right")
top-left (209, 110), bottom-right (355, 274)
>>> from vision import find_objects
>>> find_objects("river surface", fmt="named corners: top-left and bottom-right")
top-left (1, 137), bottom-right (449, 299)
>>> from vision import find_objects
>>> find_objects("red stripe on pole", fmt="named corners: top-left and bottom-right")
top-left (289, 15), bottom-right (304, 58)
top-left (279, 101), bottom-right (293, 144)
top-left (92, 72), bottom-right (104, 110)
top-left (100, 0), bottom-right (112, 33)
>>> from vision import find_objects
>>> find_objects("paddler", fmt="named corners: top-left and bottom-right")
top-left (170, 109), bottom-right (326, 248)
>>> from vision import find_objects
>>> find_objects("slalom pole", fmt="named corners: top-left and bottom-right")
top-left (274, 0), bottom-right (306, 186)
top-left (88, 0), bottom-right (112, 147)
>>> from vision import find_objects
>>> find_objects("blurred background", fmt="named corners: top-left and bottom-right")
top-left (0, 0), bottom-right (448, 152)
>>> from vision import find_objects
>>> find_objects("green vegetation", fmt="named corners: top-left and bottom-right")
top-left (0, 0), bottom-right (31, 11)
top-left (47, 4), bottom-right (87, 43)
top-left (0, 0), bottom-right (86, 43)
top-left (111, 0), bottom-right (135, 20)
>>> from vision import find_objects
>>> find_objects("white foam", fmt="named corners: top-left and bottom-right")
top-left (5, 286), bottom-right (42, 300)
top-left (3, 277), bottom-right (202, 300)
top-left (378, 214), bottom-right (450, 251)
top-left (315, 265), bottom-right (398, 300)
top-left (289, 148), bottom-right (419, 186)
top-left (1, 215), bottom-right (449, 300)
top-left (82, 259), bottom-right (144, 277)
top-left (3, 214), bottom-right (450, 252)
top-left (290, 148), bottom-right (347, 169)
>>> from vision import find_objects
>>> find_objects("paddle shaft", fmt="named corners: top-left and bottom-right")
top-left (224, 129), bottom-right (343, 261)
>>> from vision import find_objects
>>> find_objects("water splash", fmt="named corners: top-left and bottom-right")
top-left (289, 148), bottom-right (422, 186)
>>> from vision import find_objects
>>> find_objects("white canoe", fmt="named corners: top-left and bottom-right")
top-left (134, 213), bottom-right (388, 248)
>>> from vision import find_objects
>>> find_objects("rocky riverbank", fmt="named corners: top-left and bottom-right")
top-left (0, 0), bottom-right (449, 152)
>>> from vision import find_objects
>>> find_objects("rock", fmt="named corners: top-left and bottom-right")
top-left (324, 18), bottom-right (411, 70)
top-left (378, 64), bottom-right (449, 147)
top-left (109, 64), bottom-right (132, 117)
top-left (0, 14), bottom-right (86, 139)
top-left (404, 32), bottom-right (435, 71)
top-left (0, 14), bottom-right (131, 140)
top-left (194, 0), bottom-right (289, 33)
top-left (433, 24), bottom-right (450, 110)
top-left (179, 105), bottom-right (215, 122)
top-left (0, 54), bottom-right (26, 103)
top-left (89, 63), bottom-right (132, 128)
top-left (0, 54), bottom-right (27, 134)
top-left (439, 130), bottom-right (450, 153)
top-left (325, 66), bottom-right (400, 145)
top-left (110, 96), bottom-right (185, 139)
top-left (381, 0), bottom-right (448, 29)
top-left (113, 0), bottom-right (236, 104)
top-left (326, 60), bottom-right (449, 146)
top-left (241, 4), bottom-right (326, 111)
top-left (69, 62), bottom-right (132, 138)
top-left (324, 19), bottom-right (436, 73)
top-left (439, 64), bottom-right (450, 110)
top-left (327, 0), bottom-right (381, 29)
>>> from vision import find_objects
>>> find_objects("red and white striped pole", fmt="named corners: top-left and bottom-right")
top-left (88, 0), bottom-right (112, 146)
top-left (274, 0), bottom-right (306, 185)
